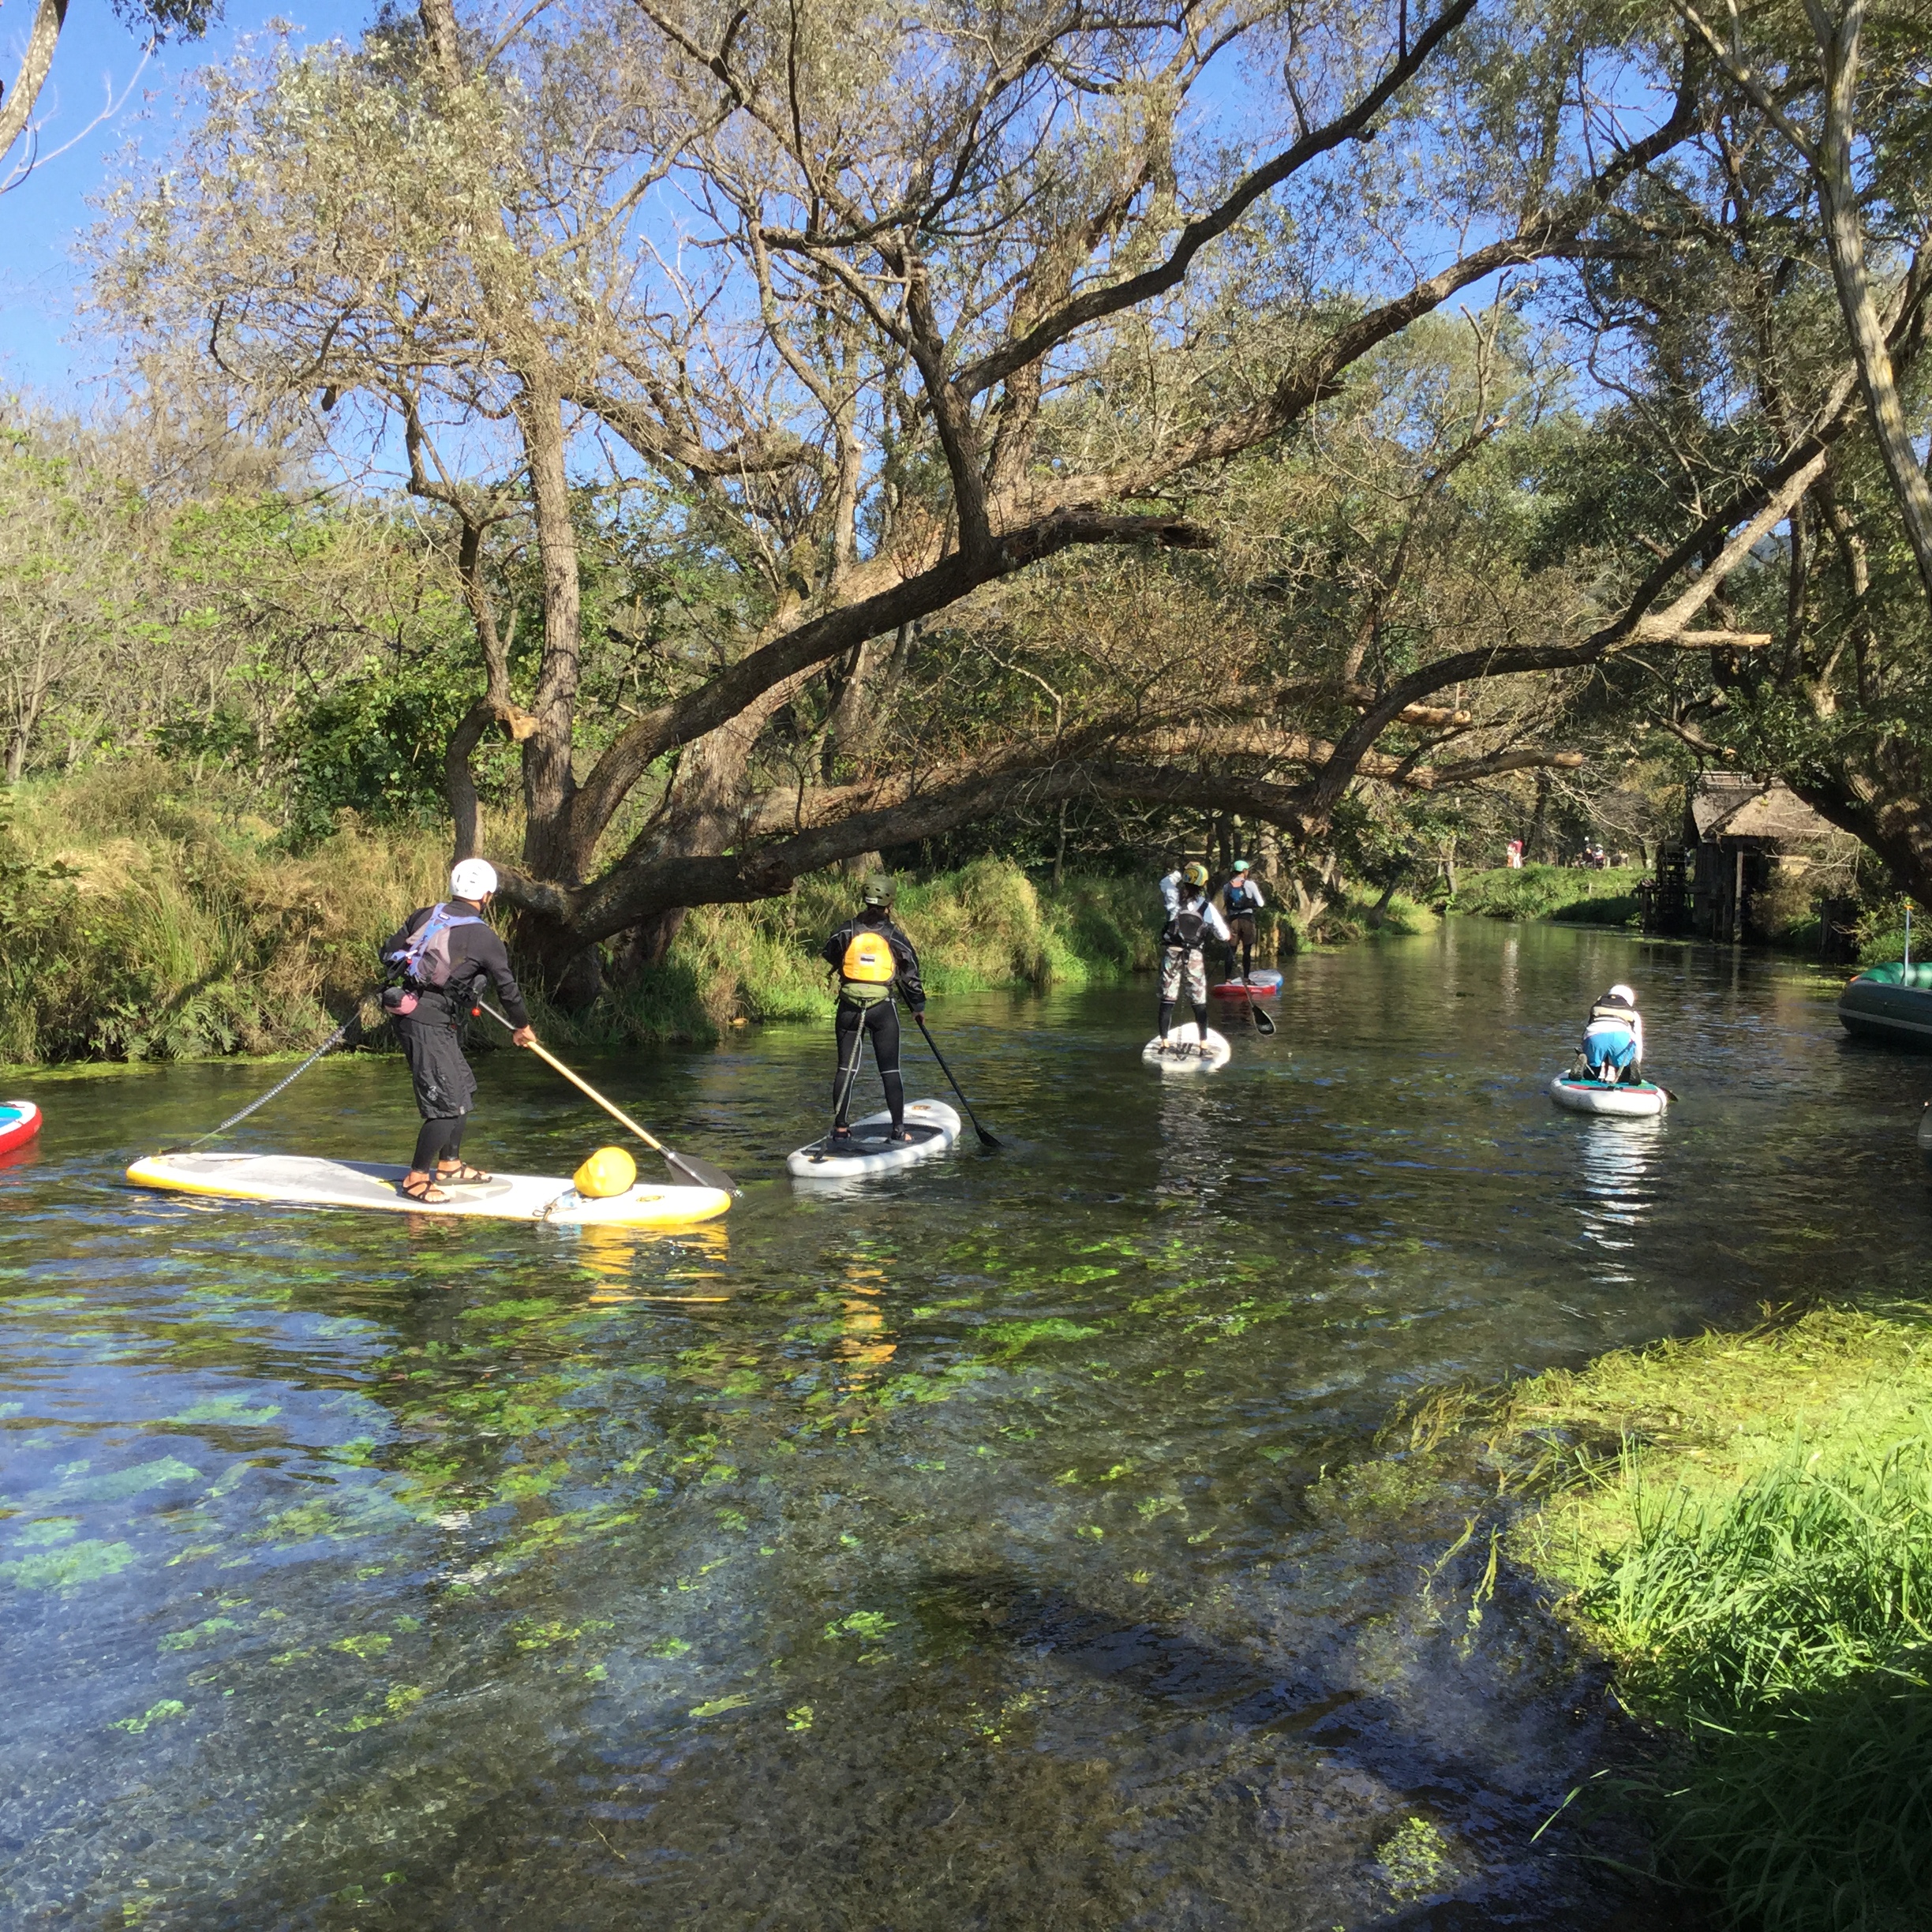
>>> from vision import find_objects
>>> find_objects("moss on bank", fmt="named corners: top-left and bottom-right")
top-left (1395, 1308), bottom-right (1932, 1931)
top-left (0, 766), bottom-right (1161, 1064)
top-left (1449, 863), bottom-right (1642, 927)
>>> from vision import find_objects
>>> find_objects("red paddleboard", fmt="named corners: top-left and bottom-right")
top-left (1210, 971), bottom-right (1282, 1001)
top-left (0, 1100), bottom-right (42, 1155)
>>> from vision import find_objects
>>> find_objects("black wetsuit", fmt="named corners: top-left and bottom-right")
top-left (820, 914), bottom-right (925, 1132)
top-left (380, 899), bottom-right (530, 1172)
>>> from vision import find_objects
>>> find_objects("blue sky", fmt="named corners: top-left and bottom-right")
top-left (1, 0), bottom-right (367, 399)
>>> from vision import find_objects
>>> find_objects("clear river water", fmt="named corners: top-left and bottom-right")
top-left (2, 920), bottom-right (1926, 1931)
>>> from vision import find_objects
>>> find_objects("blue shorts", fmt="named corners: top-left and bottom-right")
top-left (1583, 1026), bottom-right (1637, 1070)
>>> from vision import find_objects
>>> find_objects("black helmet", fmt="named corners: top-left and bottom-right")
top-left (861, 872), bottom-right (896, 908)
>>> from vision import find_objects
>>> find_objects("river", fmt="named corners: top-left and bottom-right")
top-left (2, 920), bottom-right (1925, 1930)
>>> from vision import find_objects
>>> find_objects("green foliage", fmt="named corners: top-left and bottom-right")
top-left (1488, 1305), bottom-right (1932, 1932)
top-left (530, 858), bottom-right (1159, 1051)
top-left (1582, 1448), bottom-right (1932, 1932)
top-left (280, 657), bottom-right (517, 848)
top-left (1450, 863), bottom-right (1640, 926)
top-left (0, 775), bottom-right (1159, 1062)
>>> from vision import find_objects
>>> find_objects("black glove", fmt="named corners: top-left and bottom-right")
top-left (911, 1001), bottom-right (927, 1017)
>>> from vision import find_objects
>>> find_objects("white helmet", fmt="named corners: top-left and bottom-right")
top-left (1608, 982), bottom-right (1636, 1004)
top-left (450, 858), bottom-right (499, 899)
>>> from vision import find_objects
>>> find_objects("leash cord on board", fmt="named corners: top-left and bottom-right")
top-left (162, 1012), bottom-right (361, 1154)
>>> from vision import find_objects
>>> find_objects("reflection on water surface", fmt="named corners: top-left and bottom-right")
top-left (2, 922), bottom-right (1924, 1929)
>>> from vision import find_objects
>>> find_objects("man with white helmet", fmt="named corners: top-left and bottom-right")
top-left (379, 859), bottom-right (536, 1204)
top-left (1580, 982), bottom-right (1644, 1084)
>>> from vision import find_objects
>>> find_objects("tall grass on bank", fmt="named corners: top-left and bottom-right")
top-left (1579, 1443), bottom-right (1932, 1931)
top-left (0, 767), bottom-right (1165, 1063)
top-left (1472, 1306), bottom-right (1932, 1932)
top-left (522, 859), bottom-right (1160, 1049)
top-left (1, 768), bottom-right (443, 1063)
top-left (1450, 863), bottom-right (1642, 925)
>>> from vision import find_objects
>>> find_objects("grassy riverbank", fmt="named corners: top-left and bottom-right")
top-left (0, 766), bottom-right (1159, 1064)
top-left (1450, 863), bottom-right (1642, 926)
top-left (1413, 1307), bottom-right (1932, 1930)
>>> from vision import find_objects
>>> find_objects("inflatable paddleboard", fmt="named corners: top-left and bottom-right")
top-left (1210, 970), bottom-right (1282, 1001)
top-left (125, 1151), bottom-right (731, 1226)
top-left (1548, 1075), bottom-right (1668, 1118)
top-left (1143, 1023), bottom-right (1231, 1071)
top-left (787, 1099), bottom-right (960, 1179)
top-left (0, 1100), bottom-right (42, 1155)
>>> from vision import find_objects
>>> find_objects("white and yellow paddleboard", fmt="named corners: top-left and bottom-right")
top-left (125, 1152), bottom-right (732, 1227)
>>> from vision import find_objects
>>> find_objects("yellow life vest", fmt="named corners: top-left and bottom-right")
top-left (840, 930), bottom-right (897, 1004)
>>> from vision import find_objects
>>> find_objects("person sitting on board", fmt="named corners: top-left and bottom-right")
top-left (1579, 982), bottom-right (1645, 1084)
top-left (821, 874), bottom-right (926, 1146)
top-left (1218, 859), bottom-right (1266, 982)
top-left (1155, 867), bottom-right (1230, 1055)
top-left (380, 858), bottom-right (536, 1204)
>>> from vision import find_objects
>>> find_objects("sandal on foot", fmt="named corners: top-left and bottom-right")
top-left (399, 1175), bottom-right (450, 1204)
top-left (436, 1163), bottom-right (492, 1185)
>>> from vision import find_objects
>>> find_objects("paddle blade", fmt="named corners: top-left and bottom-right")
top-left (664, 1147), bottom-right (741, 1197)
top-left (1253, 1005), bottom-right (1277, 1036)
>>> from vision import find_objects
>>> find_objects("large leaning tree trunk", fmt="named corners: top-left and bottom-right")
top-left (101, 0), bottom-right (1756, 997)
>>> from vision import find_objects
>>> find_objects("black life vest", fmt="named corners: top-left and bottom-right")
top-left (1224, 881), bottom-right (1258, 915)
top-left (1586, 996), bottom-right (1638, 1028)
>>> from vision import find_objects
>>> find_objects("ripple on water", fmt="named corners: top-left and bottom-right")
top-left (1, 925), bottom-right (1923, 1927)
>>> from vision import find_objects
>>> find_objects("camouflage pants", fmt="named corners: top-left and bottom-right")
top-left (1159, 945), bottom-right (1208, 1005)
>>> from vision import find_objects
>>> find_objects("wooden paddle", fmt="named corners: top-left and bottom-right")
top-left (475, 1002), bottom-right (740, 1196)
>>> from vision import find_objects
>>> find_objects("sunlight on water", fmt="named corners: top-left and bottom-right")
top-left (1, 923), bottom-right (1924, 1929)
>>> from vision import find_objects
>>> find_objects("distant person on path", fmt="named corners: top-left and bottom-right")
top-left (822, 874), bottom-right (925, 1144)
top-left (1155, 869), bottom-right (1229, 1055)
top-left (1219, 859), bottom-right (1265, 981)
top-left (1579, 982), bottom-right (1644, 1084)
top-left (380, 859), bottom-right (536, 1204)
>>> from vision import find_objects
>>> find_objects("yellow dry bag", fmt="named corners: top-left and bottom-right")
top-left (574, 1145), bottom-right (638, 1199)
top-left (840, 930), bottom-right (897, 1005)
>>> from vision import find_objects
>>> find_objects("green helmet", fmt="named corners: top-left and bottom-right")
top-left (1233, 859), bottom-right (1250, 873)
top-left (861, 872), bottom-right (896, 908)
top-left (1183, 862), bottom-right (1208, 887)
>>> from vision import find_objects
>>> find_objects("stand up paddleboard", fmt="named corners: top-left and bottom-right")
top-left (125, 1152), bottom-right (732, 1226)
top-left (1548, 1075), bottom-right (1668, 1118)
top-left (0, 1100), bottom-right (42, 1155)
top-left (1143, 1023), bottom-right (1231, 1071)
top-left (1210, 970), bottom-right (1282, 1002)
top-left (788, 1100), bottom-right (960, 1180)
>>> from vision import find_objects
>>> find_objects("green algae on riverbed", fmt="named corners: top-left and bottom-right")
top-left (3, 927), bottom-right (1929, 1928)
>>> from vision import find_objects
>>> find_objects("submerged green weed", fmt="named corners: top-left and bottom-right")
top-left (1377, 1816), bottom-right (1456, 1900)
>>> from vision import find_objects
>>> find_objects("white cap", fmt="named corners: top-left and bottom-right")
top-left (1608, 982), bottom-right (1636, 1003)
top-left (451, 858), bottom-right (499, 899)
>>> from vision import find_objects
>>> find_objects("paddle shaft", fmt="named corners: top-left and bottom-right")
top-left (474, 1000), bottom-right (739, 1193)
top-left (473, 1001), bottom-right (664, 1147)
top-left (909, 1003), bottom-right (1000, 1148)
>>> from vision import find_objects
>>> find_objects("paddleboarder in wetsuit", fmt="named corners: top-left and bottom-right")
top-left (822, 875), bottom-right (925, 1144)
top-left (380, 859), bottom-right (535, 1204)
top-left (1155, 864), bottom-right (1230, 1055)
top-left (1219, 859), bottom-right (1266, 982)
